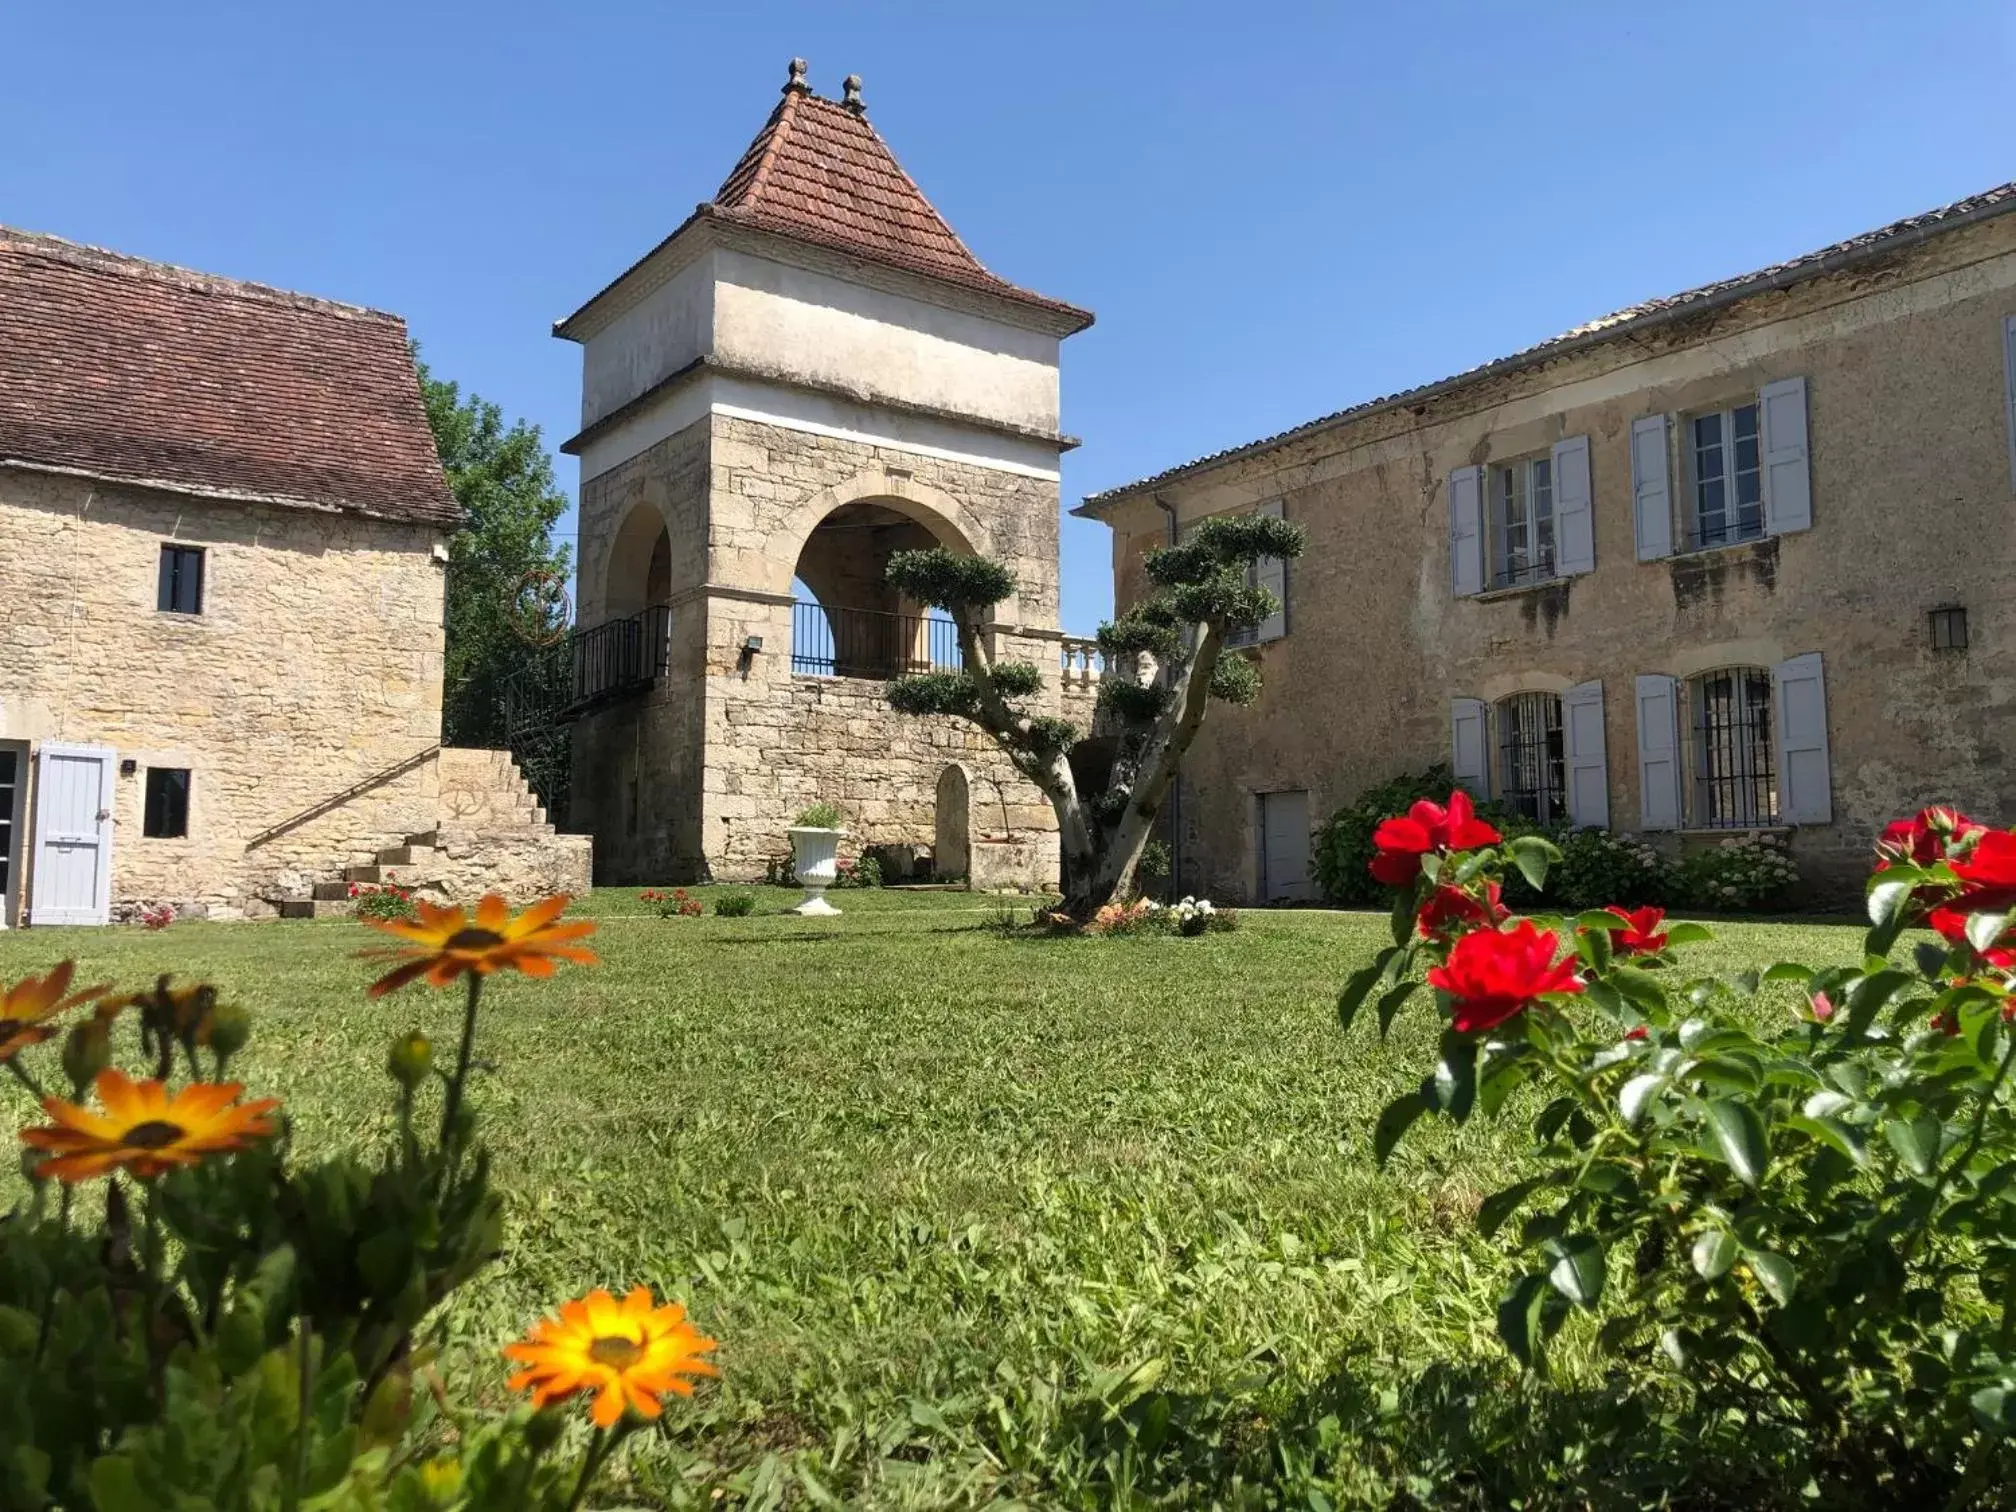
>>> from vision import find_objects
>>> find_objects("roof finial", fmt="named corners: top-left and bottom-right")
top-left (784, 57), bottom-right (809, 95)
top-left (842, 74), bottom-right (865, 114)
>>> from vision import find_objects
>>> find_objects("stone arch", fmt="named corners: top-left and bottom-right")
top-left (601, 500), bottom-right (673, 620)
top-left (934, 763), bottom-right (971, 881)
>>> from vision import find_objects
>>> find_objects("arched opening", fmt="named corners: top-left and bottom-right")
top-left (603, 501), bottom-right (673, 620)
top-left (790, 497), bottom-right (966, 679)
top-left (934, 763), bottom-right (971, 881)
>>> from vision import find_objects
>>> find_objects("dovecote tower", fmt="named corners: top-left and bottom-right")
top-left (555, 60), bottom-right (1094, 883)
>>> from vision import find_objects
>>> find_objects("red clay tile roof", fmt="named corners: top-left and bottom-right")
top-left (1080, 177), bottom-right (2016, 511)
top-left (0, 228), bottom-right (461, 527)
top-left (558, 67), bottom-right (1092, 336)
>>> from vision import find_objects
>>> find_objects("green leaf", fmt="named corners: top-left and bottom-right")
top-left (1372, 1090), bottom-right (1428, 1168)
top-left (1432, 1033), bottom-right (1479, 1122)
top-left (1577, 909), bottom-right (1627, 932)
top-left (1545, 1234), bottom-right (1606, 1309)
top-left (1660, 1328), bottom-right (1688, 1368)
top-left (1477, 1051), bottom-right (1536, 1118)
top-left (1619, 1072), bottom-right (1666, 1127)
top-left (1507, 834), bottom-right (1558, 892)
top-left (1867, 875), bottom-right (1919, 928)
top-left (1967, 910), bottom-right (2013, 955)
top-left (1801, 1089), bottom-right (1854, 1119)
top-left (1691, 1229), bottom-right (1738, 1280)
top-left (1609, 967), bottom-right (1669, 1016)
top-left (1389, 879), bottom-right (1417, 947)
top-left (1759, 961), bottom-right (1815, 984)
top-left (1337, 951), bottom-right (1398, 1035)
top-left (1843, 969), bottom-right (1917, 1042)
top-left (1885, 1115), bottom-right (1942, 1177)
top-left (1476, 1175), bottom-right (1551, 1239)
top-left (1915, 940), bottom-right (1954, 980)
top-left (1664, 921), bottom-right (1714, 946)
top-left (1705, 1098), bottom-right (1769, 1187)
top-left (1788, 1114), bottom-right (1870, 1169)
top-left (1747, 1250), bottom-right (1797, 1306)
top-left (1576, 922), bottom-right (1613, 975)
top-left (1495, 1272), bottom-right (1553, 1372)
top-left (1970, 1385), bottom-right (2016, 1431)
top-left (87, 1457), bottom-right (151, 1512)
top-left (1375, 980), bottom-right (1419, 1039)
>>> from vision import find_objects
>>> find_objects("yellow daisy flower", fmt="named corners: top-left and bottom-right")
top-left (365, 894), bottom-right (597, 997)
top-left (504, 1286), bottom-right (717, 1428)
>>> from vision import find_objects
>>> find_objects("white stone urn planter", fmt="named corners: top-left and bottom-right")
top-left (786, 827), bottom-right (845, 915)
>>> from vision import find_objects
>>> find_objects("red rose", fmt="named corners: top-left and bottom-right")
top-left (1426, 919), bottom-right (1583, 1034)
top-left (1875, 806), bottom-right (1986, 870)
top-left (1416, 881), bottom-right (1507, 942)
top-left (1624, 1025), bottom-right (1649, 1041)
top-left (1371, 791), bottom-right (1503, 886)
top-left (1926, 830), bottom-right (2016, 964)
top-left (1601, 905), bottom-right (1669, 957)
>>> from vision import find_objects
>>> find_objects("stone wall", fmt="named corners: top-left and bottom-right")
top-left (1094, 215), bottom-right (2016, 905)
top-left (0, 468), bottom-right (446, 922)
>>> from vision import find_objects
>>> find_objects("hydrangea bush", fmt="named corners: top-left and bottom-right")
top-left (1341, 797), bottom-right (2016, 1502)
top-left (1675, 830), bottom-right (1801, 912)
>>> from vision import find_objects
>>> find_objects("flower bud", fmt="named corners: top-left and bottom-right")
top-left (62, 1014), bottom-right (113, 1093)
top-left (204, 1002), bottom-right (253, 1063)
top-left (387, 1030), bottom-right (433, 1090)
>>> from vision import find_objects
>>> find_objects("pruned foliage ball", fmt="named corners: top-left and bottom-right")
top-left (887, 670), bottom-right (982, 719)
top-left (884, 548), bottom-right (1015, 613)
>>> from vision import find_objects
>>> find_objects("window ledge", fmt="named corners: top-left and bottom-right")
top-left (1665, 534), bottom-right (1772, 564)
top-left (1472, 575), bottom-right (1569, 604)
top-left (1676, 826), bottom-right (1793, 838)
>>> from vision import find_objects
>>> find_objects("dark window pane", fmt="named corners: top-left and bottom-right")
top-left (143, 768), bottom-right (190, 839)
top-left (157, 546), bottom-right (204, 614)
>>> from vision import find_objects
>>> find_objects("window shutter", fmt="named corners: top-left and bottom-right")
top-left (1451, 698), bottom-right (1489, 797)
top-left (1760, 376), bottom-right (1812, 535)
top-left (2003, 314), bottom-right (2016, 493)
top-left (1448, 465), bottom-right (1484, 596)
top-left (1773, 652), bottom-right (1832, 824)
top-left (1551, 435), bottom-right (1594, 576)
top-left (1634, 674), bottom-right (1682, 830)
top-left (1563, 679), bottom-right (1609, 829)
top-left (1630, 416), bottom-right (1672, 561)
top-left (1254, 498), bottom-right (1288, 641)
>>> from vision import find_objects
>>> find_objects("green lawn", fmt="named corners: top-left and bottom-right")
top-left (0, 892), bottom-right (1871, 1508)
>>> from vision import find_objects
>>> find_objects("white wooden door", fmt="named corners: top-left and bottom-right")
top-left (30, 743), bottom-right (116, 926)
top-left (1260, 790), bottom-right (1313, 903)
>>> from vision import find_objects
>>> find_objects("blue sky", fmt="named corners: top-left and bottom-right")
top-left (5, 1), bottom-right (2011, 632)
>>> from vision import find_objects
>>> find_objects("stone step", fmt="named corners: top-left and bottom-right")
top-left (312, 881), bottom-right (353, 901)
top-left (376, 843), bottom-right (442, 867)
top-left (279, 898), bottom-right (354, 920)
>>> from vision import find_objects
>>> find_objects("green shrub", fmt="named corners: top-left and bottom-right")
top-left (1344, 805), bottom-right (2016, 1502)
top-left (1136, 840), bottom-right (1172, 896)
top-left (713, 890), bottom-right (757, 917)
top-left (1312, 765), bottom-right (1465, 907)
top-left (835, 854), bottom-right (883, 889)
top-left (1675, 830), bottom-right (1800, 911)
top-left (349, 878), bottom-right (416, 921)
top-left (1547, 826), bottom-right (1672, 911)
top-left (794, 802), bottom-right (843, 830)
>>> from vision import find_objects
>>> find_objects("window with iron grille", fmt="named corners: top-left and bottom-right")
top-left (1490, 456), bottom-right (1556, 588)
top-left (143, 768), bottom-right (190, 839)
top-left (1495, 692), bottom-right (1565, 823)
top-left (1690, 668), bottom-right (1776, 827)
top-left (1931, 606), bottom-right (1968, 651)
top-left (1685, 404), bottom-right (1764, 550)
top-left (157, 545), bottom-right (205, 614)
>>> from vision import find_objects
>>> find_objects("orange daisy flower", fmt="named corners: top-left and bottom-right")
top-left (364, 893), bottom-right (597, 998)
top-left (504, 1286), bottom-right (717, 1428)
top-left (21, 1068), bottom-right (280, 1182)
top-left (1, 961), bottom-right (109, 1061)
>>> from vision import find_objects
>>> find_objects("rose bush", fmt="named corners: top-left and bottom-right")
top-left (1340, 799), bottom-right (2016, 1503)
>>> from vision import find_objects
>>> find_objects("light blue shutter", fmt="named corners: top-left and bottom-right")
top-left (1451, 698), bottom-right (1489, 797)
top-left (1552, 435), bottom-right (1594, 576)
top-left (1760, 376), bottom-right (1812, 535)
top-left (2003, 315), bottom-right (2016, 492)
top-left (1630, 416), bottom-right (1672, 561)
top-left (1449, 466), bottom-right (1484, 596)
top-left (1254, 499), bottom-right (1287, 641)
top-left (1634, 674), bottom-right (1682, 830)
top-left (1773, 652), bottom-right (1832, 824)
top-left (1563, 680), bottom-right (1609, 828)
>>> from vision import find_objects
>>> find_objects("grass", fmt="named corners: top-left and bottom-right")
top-left (0, 891), bottom-right (1873, 1508)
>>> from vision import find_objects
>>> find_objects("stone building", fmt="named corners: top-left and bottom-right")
top-left (0, 229), bottom-right (588, 925)
top-left (555, 61), bottom-right (1096, 886)
top-left (1078, 182), bottom-right (2016, 904)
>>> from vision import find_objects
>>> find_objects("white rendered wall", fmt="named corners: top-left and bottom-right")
top-left (579, 250), bottom-right (718, 429)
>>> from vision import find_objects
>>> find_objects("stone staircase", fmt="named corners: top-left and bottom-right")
top-left (278, 748), bottom-right (592, 918)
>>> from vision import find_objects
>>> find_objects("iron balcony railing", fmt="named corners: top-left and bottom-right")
top-left (792, 601), bottom-right (961, 679)
top-left (569, 603), bottom-right (671, 710)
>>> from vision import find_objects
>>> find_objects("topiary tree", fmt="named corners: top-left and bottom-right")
top-left (883, 513), bottom-right (1304, 921)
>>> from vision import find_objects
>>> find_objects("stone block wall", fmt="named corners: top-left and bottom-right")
top-left (0, 469), bottom-right (447, 922)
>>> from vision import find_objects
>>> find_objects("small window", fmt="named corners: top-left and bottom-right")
top-left (158, 545), bottom-right (205, 615)
top-left (1495, 692), bottom-right (1565, 822)
top-left (1689, 668), bottom-right (1776, 827)
top-left (143, 768), bottom-right (190, 838)
top-left (1489, 456), bottom-right (1557, 588)
top-left (1931, 606), bottom-right (1969, 652)
top-left (1685, 405), bottom-right (1764, 551)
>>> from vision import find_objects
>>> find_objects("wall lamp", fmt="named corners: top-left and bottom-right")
top-left (738, 634), bottom-right (764, 675)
